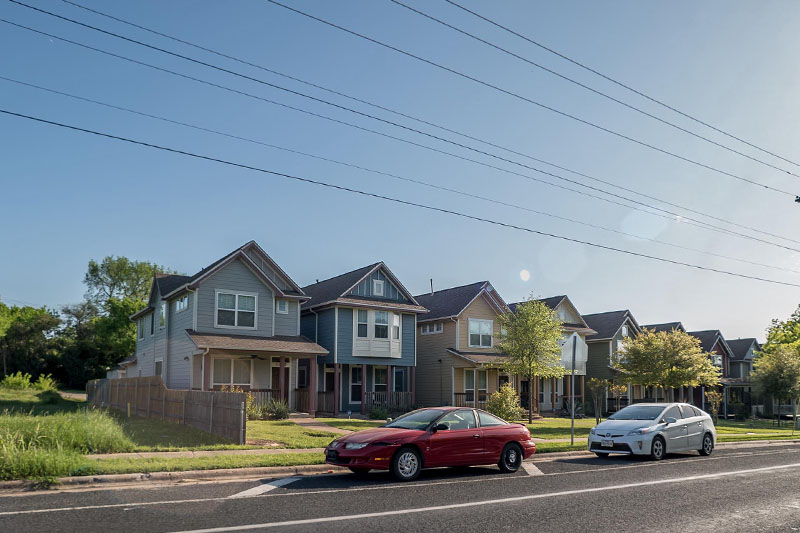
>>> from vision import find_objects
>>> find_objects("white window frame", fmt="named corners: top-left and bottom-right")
top-left (276, 299), bottom-right (288, 315)
top-left (420, 322), bottom-right (443, 335)
top-left (214, 290), bottom-right (258, 330)
top-left (621, 324), bottom-right (629, 337)
top-left (211, 357), bottom-right (253, 388)
top-left (374, 310), bottom-right (389, 339)
top-left (176, 295), bottom-right (189, 313)
top-left (373, 366), bottom-right (388, 393)
top-left (465, 369), bottom-right (475, 403)
top-left (357, 309), bottom-right (369, 338)
top-left (372, 278), bottom-right (385, 297)
top-left (392, 314), bottom-right (401, 340)
top-left (477, 369), bottom-right (488, 403)
top-left (159, 302), bottom-right (166, 329)
top-left (349, 365), bottom-right (362, 405)
top-left (468, 318), bottom-right (493, 348)
top-left (137, 319), bottom-right (144, 340)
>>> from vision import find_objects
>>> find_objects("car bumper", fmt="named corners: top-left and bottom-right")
top-left (588, 433), bottom-right (656, 455)
top-left (521, 439), bottom-right (536, 458)
top-left (324, 445), bottom-right (399, 470)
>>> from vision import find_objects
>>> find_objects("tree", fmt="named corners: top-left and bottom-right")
top-left (0, 305), bottom-right (61, 377)
top-left (705, 390), bottom-right (723, 425)
top-left (751, 345), bottom-right (800, 430)
top-left (614, 328), bottom-right (720, 401)
top-left (610, 383), bottom-right (627, 413)
top-left (84, 256), bottom-right (176, 311)
top-left (762, 305), bottom-right (800, 355)
top-left (586, 378), bottom-right (609, 424)
top-left (497, 296), bottom-right (565, 423)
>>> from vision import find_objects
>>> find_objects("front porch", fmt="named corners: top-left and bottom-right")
top-left (315, 363), bottom-right (416, 417)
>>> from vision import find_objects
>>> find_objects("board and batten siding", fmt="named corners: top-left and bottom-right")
top-left (244, 248), bottom-right (292, 292)
top-left (348, 268), bottom-right (409, 303)
top-left (195, 258), bottom-right (275, 337)
top-left (456, 294), bottom-right (504, 353)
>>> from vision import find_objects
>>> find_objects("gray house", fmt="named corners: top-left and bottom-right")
top-left (124, 241), bottom-right (328, 413)
top-left (300, 263), bottom-right (427, 416)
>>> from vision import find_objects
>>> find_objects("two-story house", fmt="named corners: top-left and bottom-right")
top-left (726, 338), bottom-right (760, 415)
top-left (124, 241), bottom-right (328, 413)
top-left (688, 329), bottom-right (734, 412)
top-left (300, 263), bottom-right (427, 416)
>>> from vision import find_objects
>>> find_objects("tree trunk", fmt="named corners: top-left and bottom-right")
top-left (528, 372), bottom-right (533, 424)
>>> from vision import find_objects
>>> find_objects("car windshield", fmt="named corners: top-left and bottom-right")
top-left (385, 409), bottom-right (446, 430)
top-left (608, 405), bottom-right (665, 421)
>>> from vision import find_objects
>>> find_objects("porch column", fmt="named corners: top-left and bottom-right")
top-left (333, 363), bottom-right (340, 417)
top-left (279, 356), bottom-right (286, 403)
top-left (361, 364), bottom-right (367, 415)
top-left (203, 353), bottom-right (211, 391)
top-left (309, 357), bottom-right (317, 417)
top-left (552, 378), bottom-right (557, 411)
top-left (410, 366), bottom-right (416, 406)
top-left (387, 364), bottom-right (393, 410)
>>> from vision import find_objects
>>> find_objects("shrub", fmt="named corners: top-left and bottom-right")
top-left (1, 372), bottom-right (33, 390)
top-left (486, 383), bottom-right (524, 421)
top-left (369, 406), bottom-right (388, 420)
top-left (732, 402), bottom-right (749, 420)
top-left (34, 374), bottom-right (58, 391)
top-left (265, 399), bottom-right (289, 420)
top-left (37, 390), bottom-right (62, 405)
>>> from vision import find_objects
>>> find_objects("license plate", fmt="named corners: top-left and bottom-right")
top-left (601, 439), bottom-right (613, 447)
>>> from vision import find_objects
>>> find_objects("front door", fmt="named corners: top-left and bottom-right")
top-left (520, 380), bottom-right (530, 410)
top-left (271, 367), bottom-right (290, 401)
top-left (427, 409), bottom-right (483, 466)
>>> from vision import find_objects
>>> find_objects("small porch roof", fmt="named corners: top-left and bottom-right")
top-left (185, 330), bottom-right (328, 355)
top-left (446, 348), bottom-right (509, 366)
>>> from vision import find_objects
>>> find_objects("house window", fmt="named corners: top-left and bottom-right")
top-left (212, 358), bottom-right (252, 387)
top-left (374, 367), bottom-right (388, 393)
top-left (159, 303), bottom-right (166, 328)
top-left (176, 295), bottom-right (189, 313)
top-left (477, 370), bottom-right (487, 403)
top-left (374, 311), bottom-right (389, 339)
top-left (297, 367), bottom-right (307, 388)
top-left (216, 291), bottom-right (257, 329)
top-left (154, 360), bottom-right (163, 377)
top-left (372, 279), bottom-right (385, 297)
top-left (712, 354), bottom-right (722, 367)
top-left (350, 366), bottom-right (362, 403)
top-left (421, 322), bottom-right (444, 335)
top-left (150, 313), bottom-right (154, 335)
top-left (468, 319), bottom-right (493, 348)
top-left (394, 368), bottom-right (404, 392)
top-left (465, 369), bottom-right (475, 403)
top-left (621, 325), bottom-right (629, 337)
top-left (276, 299), bottom-right (288, 314)
top-left (137, 319), bottom-right (144, 340)
top-left (357, 310), bottom-right (368, 338)
top-left (392, 314), bottom-right (400, 340)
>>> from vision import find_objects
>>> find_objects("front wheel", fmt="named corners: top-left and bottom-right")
top-left (498, 443), bottom-right (523, 473)
top-left (392, 447), bottom-right (421, 481)
top-left (650, 436), bottom-right (666, 461)
top-left (699, 433), bottom-right (714, 456)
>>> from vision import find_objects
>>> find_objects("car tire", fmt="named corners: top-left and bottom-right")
top-left (594, 452), bottom-right (609, 458)
top-left (699, 433), bottom-right (714, 456)
top-left (498, 443), bottom-right (523, 473)
top-left (650, 436), bottom-right (666, 461)
top-left (391, 447), bottom-right (421, 482)
top-left (348, 467), bottom-right (371, 478)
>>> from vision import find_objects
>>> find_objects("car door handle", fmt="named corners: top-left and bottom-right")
top-left (682, 425), bottom-right (687, 429)
top-left (472, 434), bottom-right (480, 438)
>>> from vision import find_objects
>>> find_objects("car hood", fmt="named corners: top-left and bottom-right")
top-left (333, 427), bottom-right (424, 444)
top-left (594, 419), bottom-right (657, 433)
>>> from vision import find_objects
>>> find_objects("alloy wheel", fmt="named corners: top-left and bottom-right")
top-left (652, 438), bottom-right (664, 460)
top-left (702, 435), bottom-right (713, 455)
top-left (397, 451), bottom-right (419, 478)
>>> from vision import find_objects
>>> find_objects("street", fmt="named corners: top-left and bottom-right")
top-left (3, 444), bottom-right (800, 532)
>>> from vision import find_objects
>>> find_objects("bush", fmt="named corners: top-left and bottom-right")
top-left (369, 406), bottom-right (388, 420)
top-left (37, 390), bottom-right (62, 405)
top-left (265, 399), bottom-right (289, 420)
top-left (1, 372), bottom-right (33, 390)
top-left (486, 383), bottom-right (524, 421)
top-left (34, 374), bottom-right (58, 391)
top-left (732, 402), bottom-right (749, 420)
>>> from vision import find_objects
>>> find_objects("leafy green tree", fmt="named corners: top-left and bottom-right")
top-left (704, 390), bottom-right (723, 425)
top-left (762, 305), bottom-right (800, 354)
top-left (586, 378), bottom-right (610, 424)
top-left (610, 383), bottom-right (627, 413)
top-left (0, 305), bottom-right (61, 377)
top-left (497, 296), bottom-right (565, 423)
top-left (84, 256), bottom-right (176, 311)
top-left (752, 345), bottom-right (800, 429)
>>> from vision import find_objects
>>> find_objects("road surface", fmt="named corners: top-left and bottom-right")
top-left (3, 444), bottom-right (800, 532)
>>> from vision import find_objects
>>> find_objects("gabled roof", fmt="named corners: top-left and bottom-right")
top-left (726, 338), bottom-right (760, 361)
top-left (156, 273), bottom-right (193, 296)
top-left (583, 310), bottom-right (640, 341)
top-left (687, 330), bottom-right (733, 357)
top-left (302, 262), bottom-right (425, 312)
top-left (508, 296), bottom-right (566, 313)
top-left (414, 281), bottom-right (508, 322)
top-left (508, 295), bottom-right (594, 333)
top-left (641, 322), bottom-right (685, 333)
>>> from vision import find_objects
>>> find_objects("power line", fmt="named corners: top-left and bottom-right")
top-left (4, 17), bottom-right (799, 254)
top-left (45, 0), bottom-right (800, 248)
top-left (389, 0), bottom-right (800, 182)
top-left (3, 107), bottom-right (799, 289)
top-left (8, 74), bottom-right (798, 277)
top-left (444, 0), bottom-right (800, 171)
top-left (262, 0), bottom-right (797, 198)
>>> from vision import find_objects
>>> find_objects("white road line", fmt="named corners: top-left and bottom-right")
top-left (228, 477), bottom-right (299, 499)
top-left (522, 463), bottom-right (544, 476)
top-left (168, 461), bottom-right (800, 532)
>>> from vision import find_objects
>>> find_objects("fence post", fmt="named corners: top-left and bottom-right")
top-left (162, 388), bottom-right (166, 421)
top-left (134, 379), bottom-right (138, 415)
top-left (147, 381), bottom-right (152, 418)
top-left (209, 393), bottom-right (214, 433)
top-left (182, 395), bottom-right (186, 425)
top-left (240, 401), bottom-right (245, 445)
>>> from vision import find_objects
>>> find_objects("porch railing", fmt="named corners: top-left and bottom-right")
top-left (364, 391), bottom-right (413, 411)
top-left (453, 392), bottom-right (487, 410)
top-left (250, 389), bottom-right (280, 406)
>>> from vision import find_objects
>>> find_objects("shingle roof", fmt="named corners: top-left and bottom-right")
top-left (641, 322), bottom-right (684, 333)
top-left (414, 281), bottom-right (488, 321)
top-left (155, 274), bottom-right (193, 297)
top-left (300, 263), bottom-right (382, 310)
top-left (583, 310), bottom-right (633, 341)
top-left (687, 330), bottom-right (723, 353)
top-left (508, 295), bottom-right (566, 314)
top-left (186, 330), bottom-right (328, 355)
top-left (727, 338), bottom-right (759, 361)
top-left (446, 349), bottom-right (509, 365)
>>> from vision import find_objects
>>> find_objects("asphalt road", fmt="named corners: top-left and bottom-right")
top-left (3, 444), bottom-right (800, 532)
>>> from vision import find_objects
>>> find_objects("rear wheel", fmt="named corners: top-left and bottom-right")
top-left (391, 447), bottom-right (421, 482)
top-left (650, 436), bottom-right (665, 461)
top-left (348, 467), bottom-right (370, 478)
top-left (594, 452), bottom-right (609, 458)
top-left (699, 433), bottom-right (714, 456)
top-left (498, 443), bottom-right (523, 473)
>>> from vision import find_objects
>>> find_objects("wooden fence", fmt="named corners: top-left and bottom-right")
top-left (87, 377), bottom-right (247, 444)
top-left (364, 391), bottom-right (414, 412)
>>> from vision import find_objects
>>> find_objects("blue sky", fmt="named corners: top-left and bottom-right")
top-left (2, 0), bottom-right (799, 340)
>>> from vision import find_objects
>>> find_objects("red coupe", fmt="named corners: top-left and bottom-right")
top-left (324, 407), bottom-right (536, 481)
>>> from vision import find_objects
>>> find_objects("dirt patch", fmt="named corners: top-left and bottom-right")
top-left (246, 439), bottom-right (284, 448)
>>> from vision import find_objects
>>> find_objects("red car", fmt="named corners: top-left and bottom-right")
top-left (324, 407), bottom-right (536, 481)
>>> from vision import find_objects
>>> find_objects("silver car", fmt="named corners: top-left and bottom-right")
top-left (588, 403), bottom-right (716, 460)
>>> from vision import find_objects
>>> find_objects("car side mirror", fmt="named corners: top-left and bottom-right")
top-left (665, 417), bottom-right (677, 425)
top-left (386, 418), bottom-right (393, 423)
top-left (432, 423), bottom-right (448, 432)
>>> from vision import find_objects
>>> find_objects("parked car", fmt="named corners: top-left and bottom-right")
top-left (324, 407), bottom-right (536, 481)
top-left (588, 402), bottom-right (716, 460)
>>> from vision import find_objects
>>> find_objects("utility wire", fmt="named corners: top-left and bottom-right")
top-left (444, 0), bottom-right (800, 171)
top-left (7, 74), bottom-right (798, 276)
top-left (6, 18), bottom-right (800, 252)
top-left (3, 17), bottom-right (798, 254)
top-left (47, 0), bottom-right (800, 248)
top-left (262, 0), bottom-right (797, 198)
top-left (3, 107), bottom-right (799, 289)
top-left (390, 0), bottom-right (800, 181)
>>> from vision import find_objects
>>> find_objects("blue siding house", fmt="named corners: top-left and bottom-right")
top-left (301, 263), bottom-right (427, 415)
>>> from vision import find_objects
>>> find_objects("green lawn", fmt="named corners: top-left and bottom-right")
top-left (81, 452), bottom-right (325, 476)
top-left (317, 418), bottom-right (383, 432)
top-left (0, 388), bottom-right (85, 414)
top-left (247, 420), bottom-right (337, 448)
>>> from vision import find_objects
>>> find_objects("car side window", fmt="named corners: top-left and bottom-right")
top-left (437, 410), bottom-right (477, 430)
top-left (663, 406), bottom-right (681, 421)
top-left (478, 411), bottom-right (506, 427)
top-left (679, 405), bottom-right (695, 419)
top-left (691, 406), bottom-right (703, 417)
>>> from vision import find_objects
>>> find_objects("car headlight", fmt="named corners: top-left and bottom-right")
top-left (344, 442), bottom-right (368, 450)
top-left (589, 428), bottom-right (596, 435)
top-left (627, 428), bottom-right (650, 436)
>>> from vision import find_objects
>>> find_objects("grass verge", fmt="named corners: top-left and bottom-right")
top-left (247, 420), bottom-right (336, 448)
top-left (80, 452), bottom-right (325, 475)
top-left (316, 418), bottom-right (383, 432)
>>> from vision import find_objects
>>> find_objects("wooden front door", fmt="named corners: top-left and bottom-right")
top-left (271, 367), bottom-right (290, 401)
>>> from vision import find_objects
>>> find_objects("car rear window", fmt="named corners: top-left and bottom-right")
top-left (478, 411), bottom-right (507, 427)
